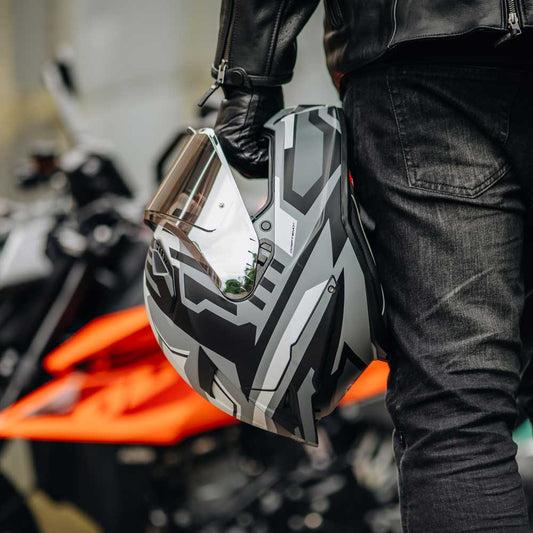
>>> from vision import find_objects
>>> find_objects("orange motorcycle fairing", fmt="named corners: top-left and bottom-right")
top-left (0, 306), bottom-right (388, 445)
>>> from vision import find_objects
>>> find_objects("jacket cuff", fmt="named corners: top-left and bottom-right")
top-left (210, 65), bottom-right (292, 88)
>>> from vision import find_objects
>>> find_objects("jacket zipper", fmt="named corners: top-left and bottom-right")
top-left (198, 0), bottom-right (235, 107)
top-left (496, 0), bottom-right (522, 46)
top-left (198, 59), bottom-right (227, 107)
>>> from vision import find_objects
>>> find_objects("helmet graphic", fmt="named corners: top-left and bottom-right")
top-left (143, 106), bottom-right (387, 445)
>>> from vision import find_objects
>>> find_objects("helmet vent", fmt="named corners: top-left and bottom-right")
top-left (152, 240), bottom-right (171, 276)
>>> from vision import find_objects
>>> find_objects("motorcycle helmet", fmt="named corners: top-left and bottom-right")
top-left (143, 105), bottom-right (387, 446)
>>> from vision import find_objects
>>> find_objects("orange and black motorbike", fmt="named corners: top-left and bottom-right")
top-left (0, 59), bottom-right (148, 412)
top-left (0, 305), bottom-right (397, 533)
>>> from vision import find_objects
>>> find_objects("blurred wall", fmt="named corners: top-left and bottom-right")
top-left (0, 0), bottom-right (338, 201)
top-left (0, 0), bottom-right (71, 199)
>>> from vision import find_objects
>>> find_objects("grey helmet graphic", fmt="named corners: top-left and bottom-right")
top-left (143, 105), bottom-right (388, 446)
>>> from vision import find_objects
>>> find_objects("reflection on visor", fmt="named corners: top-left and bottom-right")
top-left (145, 128), bottom-right (260, 300)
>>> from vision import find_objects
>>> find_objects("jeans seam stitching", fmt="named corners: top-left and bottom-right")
top-left (502, 81), bottom-right (523, 148)
top-left (397, 432), bottom-right (409, 532)
top-left (386, 69), bottom-right (514, 199)
top-left (392, 64), bottom-right (520, 81)
top-left (410, 162), bottom-right (511, 198)
top-left (386, 72), bottom-right (411, 186)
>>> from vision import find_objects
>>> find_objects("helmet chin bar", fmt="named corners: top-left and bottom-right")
top-left (145, 129), bottom-right (260, 300)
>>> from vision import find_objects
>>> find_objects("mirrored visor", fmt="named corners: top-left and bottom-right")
top-left (145, 128), bottom-right (260, 300)
top-left (146, 129), bottom-right (227, 231)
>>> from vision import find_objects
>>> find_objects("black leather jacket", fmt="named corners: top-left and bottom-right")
top-left (210, 0), bottom-right (533, 93)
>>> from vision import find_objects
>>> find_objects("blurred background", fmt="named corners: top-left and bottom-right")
top-left (0, 0), bottom-right (338, 202)
top-left (0, 2), bottom-right (531, 533)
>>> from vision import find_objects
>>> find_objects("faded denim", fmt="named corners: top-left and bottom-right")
top-left (343, 63), bottom-right (533, 532)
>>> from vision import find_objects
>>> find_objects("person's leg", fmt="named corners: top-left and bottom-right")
top-left (517, 209), bottom-right (533, 421)
top-left (343, 63), bottom-right (531, 532)
top-left (509, 69), bottom-right (533, 422)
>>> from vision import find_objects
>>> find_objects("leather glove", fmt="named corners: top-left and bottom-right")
top-left (215, 85), bottom-right (284, 178)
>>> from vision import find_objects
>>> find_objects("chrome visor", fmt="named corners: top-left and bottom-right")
top-left (145, 128), bottom-right (259, 300)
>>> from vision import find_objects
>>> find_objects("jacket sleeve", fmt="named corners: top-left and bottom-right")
top-left (212, 0), bottom-right (320, 88)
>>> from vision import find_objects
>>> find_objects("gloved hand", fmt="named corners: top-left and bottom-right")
top-left (215, 86), bottom-right (284, 178)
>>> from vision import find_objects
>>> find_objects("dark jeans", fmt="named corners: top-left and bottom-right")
top-left (343, 63), bottom-right (533, 532)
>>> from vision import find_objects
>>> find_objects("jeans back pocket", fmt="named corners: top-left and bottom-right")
top-left (386, 65), bottom-right (519, 198)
